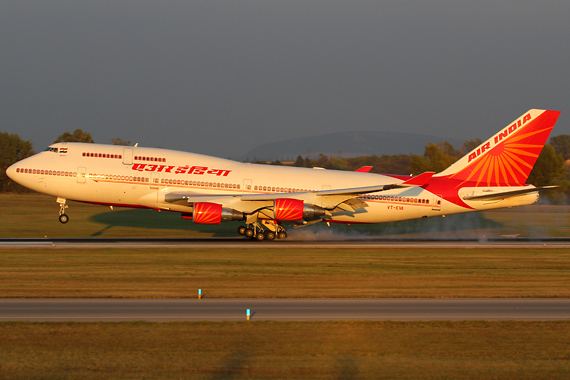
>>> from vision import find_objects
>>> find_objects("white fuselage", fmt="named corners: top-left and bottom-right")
top-left (7, 142), bottom-right (538, 225)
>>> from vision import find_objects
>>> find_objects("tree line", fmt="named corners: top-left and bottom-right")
top-left (261, 137), bottom-right (570, 204)
top-left (1, 129), bottom-right (570, 203)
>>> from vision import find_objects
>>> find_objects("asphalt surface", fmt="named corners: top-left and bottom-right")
top-left (1, 298), bottom-right (569, 322)
top-left (2, 238), bottom-right (568, 322)
top-left (2, 237), bottom-right (570, 249)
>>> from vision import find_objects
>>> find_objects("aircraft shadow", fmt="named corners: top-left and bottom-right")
top-left (90, 208), bottom-right (503, 238)
top-left (89, 208), bottom-right (241, 237)
top-left (325, 211), bottom-right (504, 238)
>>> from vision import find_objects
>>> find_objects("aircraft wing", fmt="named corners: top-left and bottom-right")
top-left (165, 172), bottom-right (435, 210)
top-left (462, 186), bottom-right (557, 201)
top-left (314, 171), bottom-right (435, 197)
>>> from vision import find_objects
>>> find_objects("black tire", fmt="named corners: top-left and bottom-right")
top-left (254, 232), bottom-right (265, 241)
top-left (244, 228), bottom-right (254, 238)
top-left (59, 214), bottom-right (69, 224)
top-left (277, 231), bottom-right (287, 239)
top-left (265, 231), bottom-right (276, 240)
top-left (237, 226), bottom-right (246, 235)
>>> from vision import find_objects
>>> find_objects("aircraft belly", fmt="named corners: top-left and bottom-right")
top-left (331, 201), bottom-right (435, 224)
top-left (50, 179), bottom-right (153, 208)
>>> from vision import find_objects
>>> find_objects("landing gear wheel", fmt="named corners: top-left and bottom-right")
top-left (254, 232), bottom-right (266, 241)
top-left (264, 231), bottom-right (276, 240)
top-left (237, 226), bottom-right (246, 235)
top-left (244, 228), bottom-right (254, 238)
top-left (277, 231), bottom-right (287, 240)
top-left (59, 214), bottom-right (69, 224)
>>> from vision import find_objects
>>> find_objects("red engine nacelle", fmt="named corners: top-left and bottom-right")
top-left (274, 198), bottom-right (304, 220)
top-left (192, 202), bottom-right (244, 224)
top-left (274, 198), bottom-right (326, 221)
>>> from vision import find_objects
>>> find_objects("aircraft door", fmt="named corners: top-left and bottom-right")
top-left (432, 194), bottom-right (442, 211)
top-left (123, 148), bottom-right (133, 165)
top-left (151, 172), bottom-right (160, 189)
top-left (243, 179), bottom-right (252, 193)
top-left (77, 167), bottom-right (86, 184)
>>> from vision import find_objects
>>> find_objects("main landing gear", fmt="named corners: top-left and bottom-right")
top-left (58, 198), bottom-right (69, 224)
top-left (237, 221), bottom-right (288, 241)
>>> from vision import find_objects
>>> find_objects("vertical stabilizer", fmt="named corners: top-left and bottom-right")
top-left (436, 109), bottom-right (561, 187)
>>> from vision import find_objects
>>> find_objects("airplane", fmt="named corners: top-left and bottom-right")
top-left (6, 109), bottom-right (561, 240)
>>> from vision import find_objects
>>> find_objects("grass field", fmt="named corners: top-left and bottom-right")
top-left (1, 193), bottom-right (569, 239)
top-left (1, 247), bottom-right (570, 298)
top-left (1, 321), bottom-right (570, 379)
top-left (1, 193), bottom-right (570, 298)
top-left (2, 193), bottom-right (569, 379)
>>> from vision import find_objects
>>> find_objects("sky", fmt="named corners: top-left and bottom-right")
top-left (1, 1), bottom-right (569, 159)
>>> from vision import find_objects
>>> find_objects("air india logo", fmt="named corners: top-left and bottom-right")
top-left (193, 202), bottom-right (222, 224)
top-left (274, 199), bottom-right (304, 221)
top-left (468, 113), bottom-right (532, 163)
top-left (451, 112), bottom-right (554, 186)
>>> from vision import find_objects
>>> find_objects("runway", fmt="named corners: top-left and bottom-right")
top-left (2, 237), bottom-right (570, 249)
top-left (1, 298), bottom-right (569, 321)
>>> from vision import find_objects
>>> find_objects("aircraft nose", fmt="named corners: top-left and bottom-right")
top-left (6, 163), bottom-right (18, 181)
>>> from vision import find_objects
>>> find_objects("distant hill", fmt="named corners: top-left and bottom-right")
top-left (240, 131), bottom-right (465, 161)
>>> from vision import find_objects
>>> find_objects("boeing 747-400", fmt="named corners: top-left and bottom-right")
top-left (7, 109), bottom-right (560, 240)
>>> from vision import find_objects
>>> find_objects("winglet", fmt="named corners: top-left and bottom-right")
top-left (401, 172), bottom-right (435, 186)
top-left (355, 166), bottom-right (373, 173)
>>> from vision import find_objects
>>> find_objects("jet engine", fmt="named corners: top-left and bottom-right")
top-left (191, 202), bottom-right (244, 224)
top-left (274, 198), bottom-right (326, 221)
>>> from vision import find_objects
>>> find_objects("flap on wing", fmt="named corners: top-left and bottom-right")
top-left (462, 186), bottom-right (557, 201)
top-left (333, 198), bottom-right (369, 213)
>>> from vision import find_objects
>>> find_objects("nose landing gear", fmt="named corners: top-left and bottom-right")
top-left (57, 197), bottom-right (69, 224)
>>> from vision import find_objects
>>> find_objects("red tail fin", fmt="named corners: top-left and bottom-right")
top-left (436, 109), bottom-right (561, 187)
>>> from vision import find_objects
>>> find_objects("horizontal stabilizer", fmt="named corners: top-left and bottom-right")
top-left (401, 172), bottom-right (435, 186)
top-left (462, 186), bottom-right (557, 201)
top-left (355, 166), bottom-right (373, 173)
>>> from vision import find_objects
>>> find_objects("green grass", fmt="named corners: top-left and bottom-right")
top-left (0, 193), bottom-right (234, 239)
top-left (1, 247), bottom-right (570, 298)
top-left (1, 193), bottom-right (569, 239)
top-left (1, 194), bottom-right (570, 379)
top-left (1, 321), bottom-right (569, 379)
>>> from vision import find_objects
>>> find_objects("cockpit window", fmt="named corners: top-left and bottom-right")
top-left (43, 147), bottom-right (59, 153)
